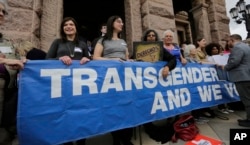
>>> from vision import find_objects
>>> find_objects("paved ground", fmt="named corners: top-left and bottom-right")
top-left (0, 108), bottom-right (247, 145)
top-left (84, 109), bottom-right (247, 145)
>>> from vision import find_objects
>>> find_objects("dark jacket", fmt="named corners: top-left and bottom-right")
top-left (162, 49), bottom-right (177, 71)
top-left (224, 42), bottom-right (250, 82)
top-left (26, 48), bottom-right (47, 60)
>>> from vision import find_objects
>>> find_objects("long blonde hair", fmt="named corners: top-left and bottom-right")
top-left (15, 40), bottom-right (35, 57)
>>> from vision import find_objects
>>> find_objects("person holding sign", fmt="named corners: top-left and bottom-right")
top-left (93, 15), bottom-right (134, 145)
top-left (0, 1), bottom-right (24, 69)
top-left (93, 16), bottom-right (131, 62)
top-left (0, 1), bottom-right (25, 145)
top-left (222, 34), bottom-right (250, 127)
top-left (141, 29), bottom-right (176, 77)
top-left (205, 42), bottom-right (234, 114)
top-left (162, 29), bottom-right (187, 66)
top-left (46, 17), bottom-right (90, 145)
top-left (141, 29), bottom-right (177, 143)
top-left (46, 17), bottom-right (90, 66)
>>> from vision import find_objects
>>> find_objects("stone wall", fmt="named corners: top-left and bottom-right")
top-left (140, 0), bottom-right (176, 41)
top-left (124, 0), bottom-right (142, 55)
top-left (190, 0), bottom-right (230, 46)
top-left (40, 0), bottom-right (63, 51)
top-left (206, 0), bottom-right (230, 45)
top-left (0, 0), bottom-right (231, 53)
top-left (0, 0), bottom-right (42, 48)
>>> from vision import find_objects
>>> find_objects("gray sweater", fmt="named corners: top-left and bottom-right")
top-left (98, 38), bottom-right (127, 60)
top-left (46, 39), bottom-right (89, 60)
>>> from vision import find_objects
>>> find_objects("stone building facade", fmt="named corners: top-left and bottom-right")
top-left (0, 0), bottom-right (230, 55)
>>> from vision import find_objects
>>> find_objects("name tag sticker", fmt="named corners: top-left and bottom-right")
top-left (74, 47), bottom-right (82, 52)
top-left (121, 43), bottom-right (127, 46)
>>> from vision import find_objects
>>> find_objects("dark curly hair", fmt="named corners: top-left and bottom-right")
top-left (205, 42), bottom-right (221, 56)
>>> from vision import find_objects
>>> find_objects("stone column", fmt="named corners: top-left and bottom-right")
top-left (31, 0), bottom-right (43, 47)
top-left (140, 0), bottom-right (176, 42)
top-left (206, 0), bottom-right (230, 44)
top-left (124, 0), bottom-right (143, 57)
top-left (40, 0), bottom-right (63, 51)
top-left (0, 0), bottom-right (42, 47)
top-left (190, 2), bottom-right (211, 43)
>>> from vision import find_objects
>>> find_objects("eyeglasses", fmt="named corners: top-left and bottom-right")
top-left (147, 34), bottom-right (156, 37)
top-left (0, 8), bottom-right (8, 15)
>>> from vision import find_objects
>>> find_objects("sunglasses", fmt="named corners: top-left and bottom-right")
top-left (0, 9), bottom-right (8, 15)
top-left (147, 34), bottom-right (156, 37)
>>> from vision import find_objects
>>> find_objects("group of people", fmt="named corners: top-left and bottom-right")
top-left (139, 28), bottom-right (250, 142)
top-left (47, 15), bottom-right (134, 145)
top-left (1, 0), bottom-right (250, 145)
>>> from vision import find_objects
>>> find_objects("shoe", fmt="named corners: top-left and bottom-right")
top-left (194, 117), bottom-right (209, 124)
top-left (226, 108), bottom-right (234, 113)
top-left (238, 119), bottom-right (250, 127)
top-left (238, 119), bottom-right (250, 122)
top-left (198, 117), bottom-right (210, 122)
top-left (218, 109), bottom-right (229, 114)
top-left (201, 111), bottom-right (215, 118)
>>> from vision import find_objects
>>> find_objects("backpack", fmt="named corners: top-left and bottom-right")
top-left (172, 114), bottom-right (199, 142)
top-left (144, 121), bottom-right (175, 144)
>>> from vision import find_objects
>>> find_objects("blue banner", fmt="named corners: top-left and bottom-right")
top-left (17, 60), bottom-right (240, 145)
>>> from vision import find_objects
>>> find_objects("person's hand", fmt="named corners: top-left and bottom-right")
top-left (216, 64), bottom-right (224, 70)
top-left (0, 53), bottom-right (6, 58)
top-left (80, 57), bottom-right (90, 64)
top-left (110, 57), bottom-right (125, 62)
top-left (181, 58), bottom-right (187, 65)
top-left (220, 65), bottom-right (225, 70)
top-left (59, 56), bottom-right (72, 65)
top-left (162, 66), bottom-right (170, 78)
top-left (4, 58), bottom-right (24, 69)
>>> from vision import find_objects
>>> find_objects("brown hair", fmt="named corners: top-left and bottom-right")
top-left (60, 17), bottom-right (80, 44)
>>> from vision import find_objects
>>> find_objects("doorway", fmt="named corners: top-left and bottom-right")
top-left (172, 0), bottom-right (194, 45)
top-left (63, 0), bottom-right (125, 42)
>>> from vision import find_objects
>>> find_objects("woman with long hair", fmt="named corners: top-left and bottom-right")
top-left (46, 17), bottom-right (90, 145)
top-left (93, 15), bottom-right (134, 145)
top-left (195, 37), bottom-right (207, 62)
top-left (46, 17), bottom-right (90, 66)
top-left (141, 29), bottom-right (177, 144)
top-left (141, 29), bottom-right (160, 42)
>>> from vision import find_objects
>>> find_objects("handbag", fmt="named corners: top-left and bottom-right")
top-left (172, 114), bottom-right (199, 142)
